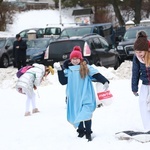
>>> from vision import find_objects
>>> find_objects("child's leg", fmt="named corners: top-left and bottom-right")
top-left (85, 120), bottom-right (92, 141)
top-left (77, 122), bottom-right (85, 137)
top-left (31, 91), bottom-right (40, 113)
top-left (139, 85), bottom-right (150, 131)
top-left (30, 91), bottom-right (36, 109)
top-left (85, 120), bottom-right (92, 134)
top-left (25, 93), bottom-right (32, 116)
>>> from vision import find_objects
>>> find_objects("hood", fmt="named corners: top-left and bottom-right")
top-left (118, 39), bottom-right (136, 46)
top-left (27, 48), bottom-right (46, 56)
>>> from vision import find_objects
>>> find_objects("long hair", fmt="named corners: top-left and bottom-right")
top-left (80, 60), bottom-right (89, 78)
top-left (144, 51), bottom-right (150, 67)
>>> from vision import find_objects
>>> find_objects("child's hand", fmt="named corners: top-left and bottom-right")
top-left (53, 62), bottom-right (62, 71)
top-left (103, 82), bottom-right (109, 91)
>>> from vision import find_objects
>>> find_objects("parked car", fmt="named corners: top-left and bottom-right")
top-left (117, 26), bottom-right (150, 62)
top-left (59, 23), bottom-right (116, 48)
top-left (44, 33), bottom-right (121, 70)
top-left (26, 37), bottom-right (55, 64)
top-left (0, 37), bottom-right (15, 68)
top-left (19, 28), bottom-right (45, 39)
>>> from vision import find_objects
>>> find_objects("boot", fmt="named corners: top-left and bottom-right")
top-left (77, 129), bottom-right (85, 138)
top-left (24, 112), bottom-right (31, 116)
top-left (86, 132), bottom-right (92, 141)
top-left (32, 108), bottom-right (40, 113)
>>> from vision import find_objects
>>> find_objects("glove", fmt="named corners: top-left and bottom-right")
top-left (103, 82), bottom-right (109, 91)
top-left (53, 62), bottom-right (62, 71)
top-left (133, 92), bottom-right (139, 96)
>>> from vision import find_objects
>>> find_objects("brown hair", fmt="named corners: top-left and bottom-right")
top-left (80, 60), bottom-right (89, 78)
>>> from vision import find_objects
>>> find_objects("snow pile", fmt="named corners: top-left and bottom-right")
top-left (0, 61), bottom-right (132, 89)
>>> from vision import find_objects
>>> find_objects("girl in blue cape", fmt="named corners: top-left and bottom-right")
top-left (54, 46), bottom-right (109, 141)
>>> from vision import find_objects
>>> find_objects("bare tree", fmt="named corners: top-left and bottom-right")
top-left (0, 2), bottom-right (15, 31)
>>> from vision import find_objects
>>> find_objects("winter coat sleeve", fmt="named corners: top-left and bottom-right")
top-left (57, 70), bottom-right (68, 85)
top-left (92, 73), bottom-right (109, 84)
top-left (132, 55), bottom-right (140, 92)
top-left (88, 65), bottom-right (109, 84)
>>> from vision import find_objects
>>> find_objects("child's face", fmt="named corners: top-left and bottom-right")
top-left (135, 50), bottom-right (145, 59)
top-left (71, 58), bottom-right (80, 65)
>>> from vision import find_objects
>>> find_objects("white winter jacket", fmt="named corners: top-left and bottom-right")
top-left (16, 63), bottom-right (45, 97)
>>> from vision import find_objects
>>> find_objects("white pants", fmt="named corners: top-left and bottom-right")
top-left (25, 91), bottom-right (36, 112)
top-left (139, 84), bottom-right (150, 131)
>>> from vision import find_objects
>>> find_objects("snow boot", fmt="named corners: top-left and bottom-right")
top-left (24, 112), bottom-right (31, 116)
top-left (85, 131), bottom-right (92, 142)
top-left (77, 129), bottom-right (85, 138)
top-left (32, 108), bottom-right (40, 113)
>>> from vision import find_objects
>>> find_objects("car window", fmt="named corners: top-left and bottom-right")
top-left (37, 29), bottom-right (44, 38)
top-left (93, 27), bottom-right (99, 34)
top-left (87, 38), bottom-right (95, 49)
top-left (27, 39), bottom-right (49, 49)
top-left (49, 40), bottom-right (85, 56)
top-left (99, 37), bottom-right (109, 48)
top-left (92, 37), bottom-right (102, 48)
top-left (60, 27), bottom-right (92, 37)
top-left (124, 30), bottom-right (137, 40)
top-left (6, 38), bottom-right (14, 47)
top-left (45, 27), bottom-right (61, 35)
top-left (20, 30), bottom-right (28, 38)
top-left (0, 39), bottom-right (6, 48)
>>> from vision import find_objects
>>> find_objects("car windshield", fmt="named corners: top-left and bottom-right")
top-left (123, 28), bottom-right (150, 40)
top-left (61, 27), bottom-right (92, 37)
top-left (0, 39), bottom-right (6, 48)
top-left (27, 39), bottom-right (50, 48)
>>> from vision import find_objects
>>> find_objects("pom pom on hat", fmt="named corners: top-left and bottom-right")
top-left (134, 31), bottom-right (149, 51)
top-left (70, 46), bottom-right (83, 60)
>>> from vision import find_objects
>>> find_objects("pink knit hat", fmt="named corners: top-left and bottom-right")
top-left (70, 46), bottom-right (83, 60)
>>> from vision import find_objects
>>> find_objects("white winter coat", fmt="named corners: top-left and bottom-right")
top-left (16, 63), bottom-right (45, 97)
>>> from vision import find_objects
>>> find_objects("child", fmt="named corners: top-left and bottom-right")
top-left (132, 30), bottom-right (150, 131)
top-left (16, 63), bottom-right (54, 116)
top-left (54, 46), bottom-right (109, 141)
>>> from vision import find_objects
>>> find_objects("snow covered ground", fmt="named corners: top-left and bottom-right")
top-left (0, 8), bottom-right (150, 150)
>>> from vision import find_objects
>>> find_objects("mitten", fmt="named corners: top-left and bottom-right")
top-left (48, 66), bottom-right (54, 75)
top-left (103, 82), bottom-right (109, 91)
top-left (133, 92), bottom-right (139, 96)
top-left (53, 62), bottom-right (62, 71)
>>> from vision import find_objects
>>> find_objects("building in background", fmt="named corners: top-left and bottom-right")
top-left (72, 8), bottom-right (94, 24)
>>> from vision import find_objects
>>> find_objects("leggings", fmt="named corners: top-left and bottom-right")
top-left (25, 91), bottom-right (36, 112)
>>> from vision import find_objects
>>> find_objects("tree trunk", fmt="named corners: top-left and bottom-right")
top-left (134, 0), bottom-right (142, 24)
top-left (111, 0), bottom-right (125, 26)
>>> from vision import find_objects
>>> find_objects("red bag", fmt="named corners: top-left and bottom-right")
top-left (96, 82), bottom-right (113, 106)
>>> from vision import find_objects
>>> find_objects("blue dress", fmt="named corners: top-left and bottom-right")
top-left (64, 65), bottom-right (99, 128)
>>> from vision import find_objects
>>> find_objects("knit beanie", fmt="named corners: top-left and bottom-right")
top-left (134, 31), bottom-right (149, 51)
top-left (70, 46), bottom-right (83, 60)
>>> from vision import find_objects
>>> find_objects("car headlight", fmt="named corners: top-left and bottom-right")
top-left (117, 46), bottom-right (124, 50)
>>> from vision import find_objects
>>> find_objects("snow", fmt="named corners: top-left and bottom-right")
top-left (0, 8), bottom-right (150, 150)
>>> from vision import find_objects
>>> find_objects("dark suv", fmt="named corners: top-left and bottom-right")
top-left (0, 37), bottom-right (15, 68)
top-left (117, 26), bottom-right (150, 61)
top-left (44, 34), bottom-right (120, 69)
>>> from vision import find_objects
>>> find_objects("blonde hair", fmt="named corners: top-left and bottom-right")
top-left (80, 60), bottom-right (89, 78)
top-left (144, 51), bottom-right (150, 67)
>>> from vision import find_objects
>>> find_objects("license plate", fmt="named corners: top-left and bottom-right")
top-left (129, 51), bottom-right (134, 54)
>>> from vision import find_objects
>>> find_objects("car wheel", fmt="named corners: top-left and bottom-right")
top-left (114, 57), bottom-right (120, 70)
top-left (0, 55), bottom-right (9, 68)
